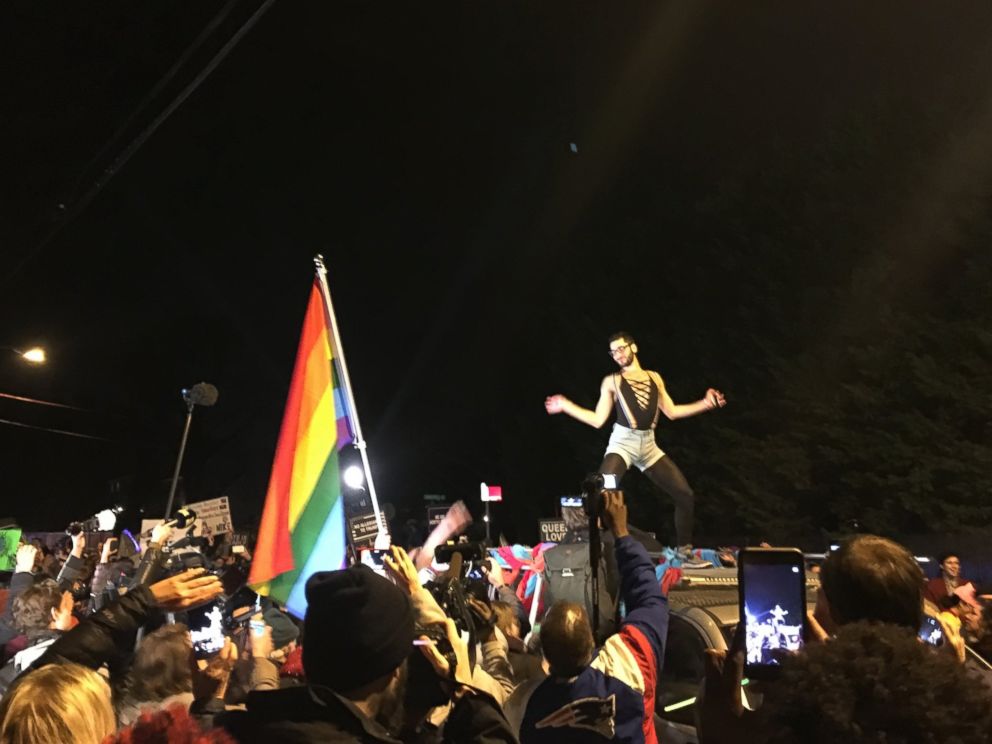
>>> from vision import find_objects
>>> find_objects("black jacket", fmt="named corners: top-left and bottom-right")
top-left (33, 584), bottom-right (156, 675)
top-left (220, 683), bottom-right (518, 744)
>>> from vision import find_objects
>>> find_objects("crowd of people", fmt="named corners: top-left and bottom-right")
top-left (2, 498), bottom-right (992, 743)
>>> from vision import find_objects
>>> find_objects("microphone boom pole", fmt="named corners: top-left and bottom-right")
top-left (164, 383), bottom-right (218, 519)
top-left (164, 398), bottom-right (195, 520)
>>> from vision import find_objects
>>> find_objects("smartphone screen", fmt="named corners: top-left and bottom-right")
top-left (919, 615), bottom-right (944, 647)
top-left (187, 600), bottom-right (226, 658)
top-left (739, 548), bottom-right (806, 678)
top-left (560, 496), bottom-right (584, 508)
top-left (601, 473), bottom-right (618, 489)
top-left (360, 548), bottom-right (390, 576)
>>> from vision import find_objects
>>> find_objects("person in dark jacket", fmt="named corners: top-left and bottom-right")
top-left (220, 564), bottom-right (518, 744)
top-left (509, 491), bottom-right (669, 744)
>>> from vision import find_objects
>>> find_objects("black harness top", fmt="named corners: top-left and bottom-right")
top-left (613, 373), bottom-right (660, 430)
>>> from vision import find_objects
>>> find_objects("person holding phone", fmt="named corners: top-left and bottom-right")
top-left (545, 330), bottom-right (726, 548)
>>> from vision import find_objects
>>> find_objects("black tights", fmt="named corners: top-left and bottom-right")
top-left (600, 453), bottom-right (695, 546)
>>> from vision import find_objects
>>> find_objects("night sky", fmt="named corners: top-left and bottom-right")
top-left (3, 1), bottom-right (991, 546)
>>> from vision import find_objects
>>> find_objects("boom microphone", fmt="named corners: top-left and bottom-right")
top-left (141, 508), bottom-right (197, 537)
top-left (182, 383), bottom-right (218, 407)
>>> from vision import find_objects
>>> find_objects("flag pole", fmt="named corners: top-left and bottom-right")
top-left (313, 255), bottom-right (388, 548)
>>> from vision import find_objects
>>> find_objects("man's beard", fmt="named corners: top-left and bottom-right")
top-left (376, 658), bottom-right (409, 734)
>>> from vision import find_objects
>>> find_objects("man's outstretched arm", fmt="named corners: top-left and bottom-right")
top-left (545, 376), bottom-right (614, 429)
top-left (655, 372), bottom-right (726, 420)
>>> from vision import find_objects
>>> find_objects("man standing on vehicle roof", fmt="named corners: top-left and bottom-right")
top-left (545, 331), bottom-right (725, 549)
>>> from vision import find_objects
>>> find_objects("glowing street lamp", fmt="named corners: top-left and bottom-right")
top-left (2, 345), bottom-right (46, 364)
top-left (20, 347), bottom-right (46, 364)
top-left (343, 465), bottom-right (366, 490)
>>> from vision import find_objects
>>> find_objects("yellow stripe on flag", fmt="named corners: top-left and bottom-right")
top-left (288, 385), bottom-right (337, 529)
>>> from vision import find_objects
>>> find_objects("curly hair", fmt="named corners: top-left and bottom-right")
top-left (761, 621), bottom-right (992, 744)
top-left (106, 704), bottom-right (234, 744)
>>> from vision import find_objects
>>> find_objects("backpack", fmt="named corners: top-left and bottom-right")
top-left (541, 541), bottom-right (617, 639)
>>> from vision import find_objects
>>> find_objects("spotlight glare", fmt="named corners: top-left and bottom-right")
top-left (21, 347), bottom-right (46, 364)
top-left (343, 466), bottom-right (365, 489)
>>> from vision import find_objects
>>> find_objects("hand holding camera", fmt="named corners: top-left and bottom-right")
top-left (601, 491), bottom-right (629, 538)
top-left (418, 617), bottom-right (473, 689)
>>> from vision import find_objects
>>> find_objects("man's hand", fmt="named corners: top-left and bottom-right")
top-left (467, 597), bottom-right (497, 642)
top-left (249, 613), bottom-right (274, 660)
top-left (383, 544), bottom-right (421, 594)
top-left (705, 388), bottom-right (726, 409)
top-left (100, 538), bottom-right (117, 565)
top-left (70, 531), bottom-right (86, 558)
top-left (699, 623), bottom-right (756, 744)
top-left (600, 491), bottom-right (629, 538)
top-left (150, 522), bottom-right (174, 547)
top-left (148, 568), bottom-right (223, 611)
top-left (15, 544), bottom-right (38, 574)
top-left (544, 395), bottom-right (568, 414)
top-left (194, 637), bottom-right (238, 702)
top-left (483, 557), bottom-right (505, 588)
top-left (419, 618), bottom-right (473, 688)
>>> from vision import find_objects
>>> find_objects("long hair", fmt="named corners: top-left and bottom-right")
top-left (0, 663), bottom-right (116, 744)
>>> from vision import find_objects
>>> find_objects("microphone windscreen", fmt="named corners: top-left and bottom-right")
top-left (175, 508), bottom-right (198, 528)
top-left (188, 383), bottom-right (219, 407)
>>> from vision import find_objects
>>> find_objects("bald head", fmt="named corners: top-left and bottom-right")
top-left (541, 601), bottom-right (595, 677)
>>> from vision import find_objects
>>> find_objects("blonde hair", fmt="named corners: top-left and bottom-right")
top-left (0, 663), bottom-right (116, 744)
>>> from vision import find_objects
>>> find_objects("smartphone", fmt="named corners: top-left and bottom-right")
top-left (739, 547), bottom-right (807, 679)
top-left (219, 563), bottom-right (248, 596)
top-left (187, 600), bottom-right (226, 659)
top-left (919, 615), bottom-right (944, 647)
top-left (360, 548), bottom-right (390, 576)
top-left (601, 473), bottom-right (618, 489)
top-left (560, 496), bottom-right (583, 508)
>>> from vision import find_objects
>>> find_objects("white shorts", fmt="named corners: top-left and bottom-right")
top-left (604, 423), bottom-right (666, 471)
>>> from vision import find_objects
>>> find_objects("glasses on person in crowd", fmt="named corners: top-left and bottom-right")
top-left (609, 344), bottom-right (630, 357)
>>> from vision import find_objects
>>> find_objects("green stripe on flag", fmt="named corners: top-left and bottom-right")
top-left (267, 454), bottom-right (342, 604)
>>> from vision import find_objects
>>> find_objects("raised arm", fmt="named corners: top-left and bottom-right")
top-left (545, 375), bottom-right (615, 429)
top-left (654, 372), bottom-right (726, 420)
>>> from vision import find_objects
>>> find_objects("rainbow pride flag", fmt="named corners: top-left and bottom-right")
top-left (249, 279), bottom-right (354, 618)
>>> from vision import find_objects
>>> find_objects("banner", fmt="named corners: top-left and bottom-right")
top-left (0, 529), bottom-right (22, 572)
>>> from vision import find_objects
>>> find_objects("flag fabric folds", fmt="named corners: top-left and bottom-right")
top-left (249, 279), bottom-right (354, 618)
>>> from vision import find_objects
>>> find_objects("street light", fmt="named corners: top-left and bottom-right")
top-left (2, 345), bottom-right (46, 364)
top-left (343, 465), bottom-right (366, 490)
top-left (19, 347), bottom-right (46, 364)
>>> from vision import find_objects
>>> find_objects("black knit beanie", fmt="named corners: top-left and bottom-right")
top-left (303, 564), bottom-right (415, 692)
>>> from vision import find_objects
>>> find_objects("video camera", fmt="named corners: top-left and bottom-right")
top-left (66, 506), bottom-right (123, 536)
top-left (580, 472), bottom-right (620, 518)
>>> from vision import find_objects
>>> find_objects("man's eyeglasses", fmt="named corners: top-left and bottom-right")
top-left (608, 344), bottom-right (631, 357)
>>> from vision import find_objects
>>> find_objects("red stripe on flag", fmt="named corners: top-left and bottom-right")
top-left (249, 282), bottom-right (329, 585)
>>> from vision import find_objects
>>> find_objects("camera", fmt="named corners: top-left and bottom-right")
top-left (434, 541), bottom-right (487, 564)
top-left (65, 506), bottom-right (123, 536)
top-left (580, 472), bottom-right (619, 518)
top-left (407, 622), bottom-right (458, 709)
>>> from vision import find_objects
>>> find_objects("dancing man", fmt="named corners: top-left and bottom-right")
top-left (545, 331), bottom-right (725, 549)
